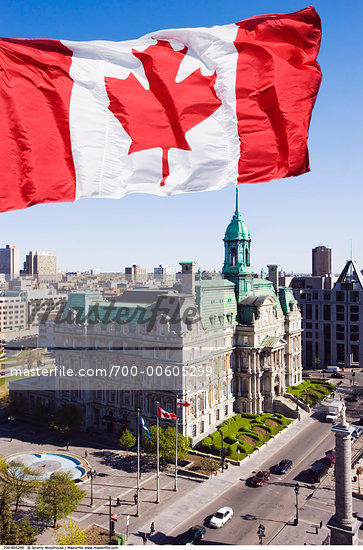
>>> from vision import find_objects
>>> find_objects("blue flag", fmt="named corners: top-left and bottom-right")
top-left (140, 415), bottom-right (151, 439)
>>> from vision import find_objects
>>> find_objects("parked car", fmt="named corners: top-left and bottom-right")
top-left (331, 372), bottom-right (344, 379)
top-left (324, 451), bottom-right (336, 465)
top-left (274, 459), bottom-right (293, 474)
top-left (322, 366), bottom-right (340, 373)
top-left (176, 525), bottom-right (206, 545)
top-left (209, 507), bottom-right (233, 528)
top-left (250, 471), bottom-right (270, 487)
top-left (307, 461), bottom-right (330, 483)
top-left (352, 426), bottom-right (363, 439)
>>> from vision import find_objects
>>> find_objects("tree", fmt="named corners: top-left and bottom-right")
top-left (0, 459), bottom-right (41, 512)
top-left (0, 485), bottom-right (37, 544)
top-left (119, 429), bottom-right (136, 451)
top-left (199, 458), bottom-right (220, 478)
top-left (49, 404), bottom-right (83, 435)
top-left (144, 425), bottom-right (189, 463)
top-left (35, 472), bottom-right (85, 527)
top-left (55, 519), bottom-right (86, 545)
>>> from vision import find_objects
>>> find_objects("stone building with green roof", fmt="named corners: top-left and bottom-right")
top-left (10, 189), bottom-right (302, 443)
top-left (222, 188), bottom-right (302, 414)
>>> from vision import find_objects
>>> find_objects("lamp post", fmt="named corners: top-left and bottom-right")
top-left (257, 523), bottom-right (265, 545)
top-left (294, 483), bottom-right (300, 525)
top-left (218, 429), bottom-right (225, 472)
top-left (89, 468), bottom-right (96, 507)
top-left (352, 371), bottom-right (356, 386)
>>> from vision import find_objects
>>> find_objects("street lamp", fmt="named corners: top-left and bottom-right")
top-left (89, 468), bottom-right (97, 507)
top-left (218, 429), bottom-right (225, 472)
top-left (294, 483), bottom-right (300, 525)
top-left (257, 523), bottom-right (265, 545)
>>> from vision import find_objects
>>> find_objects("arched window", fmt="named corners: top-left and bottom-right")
top-left (231, 247), bottom-right (237, 267)
top-left (245, 247), bottom-right (249, 266)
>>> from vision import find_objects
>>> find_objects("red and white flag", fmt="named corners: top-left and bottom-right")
top-left (157, 406), bottom-right (177, 420)
top-left (0, 7), bottom-right (321, 213)
top-left (177, 399), bottom-right (191, 407)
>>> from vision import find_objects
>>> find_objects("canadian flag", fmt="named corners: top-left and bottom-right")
top-left (0, 7), bottom-right (321, 213)
top-left (177, 399), bottom-right (191, 407)
top-left (157, 406), bottom-right (177, 420)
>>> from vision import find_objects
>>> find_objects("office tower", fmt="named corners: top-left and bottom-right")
top-left (24, 251), bottom-right (57, 276)
top-left (312, 246), bottom-right (331, 276)
top-left (0, 244), bottom-right (20, 280)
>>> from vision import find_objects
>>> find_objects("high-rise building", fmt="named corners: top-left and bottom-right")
top-left (154, 264), bottom-right (177, 284)
top-left (294, 260), bottom-right (363, 369)
top-left (24, 251), bottom-right (57, 278)
top-left (0, 245), bottom-right (20, 280)
top-left (312, 246), bottom-right (331, 276)
top-left (125, 265), bottom-right (147, 284)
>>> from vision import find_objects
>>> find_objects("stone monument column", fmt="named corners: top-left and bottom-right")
top-left (327, 405), bottom-right (361, 544)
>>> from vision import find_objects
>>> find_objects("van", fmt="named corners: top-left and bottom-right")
top-left (326, 413), bottom-right (339, 423)
top-left (322, 366), bottom-right (340, 373)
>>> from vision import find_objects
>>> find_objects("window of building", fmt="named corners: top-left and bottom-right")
top-left (216, 409), bottom-right (220, 421)
top-left (351, 291), bottom-right (359, 303)
top-left (200, 421), bottom-right (204, 434)
top-left (305, 304), bottom-right (312, 320)
top-left (336, 291), bottom-right (344, 302)
top-left (305, 331), bottom-right (312, 339)
top-left (224, 404), bottom-right (228, 416)
top-left (337, 343), bottom-right (345, 364)
top-left (313, 292), bottom-right (318, 300)
top-left (324, 293), bottom-right (330, 301)
top-left (192, 424), bottom-right (197, 437)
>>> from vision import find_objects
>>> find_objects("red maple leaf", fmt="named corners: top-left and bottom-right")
top-left (104, 40), bottom-right (222, 186)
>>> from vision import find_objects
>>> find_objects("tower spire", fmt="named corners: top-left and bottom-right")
top-left (235, 185), bottom-right (239, 215)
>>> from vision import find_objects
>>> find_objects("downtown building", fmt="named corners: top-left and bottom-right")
top-left (10, 191), bottom-right (302, 444)
top-left (293, 260), bottom-right (363, 369)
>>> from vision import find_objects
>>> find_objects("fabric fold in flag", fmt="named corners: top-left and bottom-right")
top-left (140, 415), bottom-right (151, 439)
top-left (0, 6), bottom-right (321, 213)
top-left (157, 406), bottom-right (177, 420)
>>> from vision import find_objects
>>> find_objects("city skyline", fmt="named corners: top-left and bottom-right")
top-left (1, 0), bottom-right (362, 274)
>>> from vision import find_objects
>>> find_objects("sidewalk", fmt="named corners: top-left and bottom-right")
top-left (127, 409), bottom-right (314, 545)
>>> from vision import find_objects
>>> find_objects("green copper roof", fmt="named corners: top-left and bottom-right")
top-left (223, 187), bottom-right (250, 241)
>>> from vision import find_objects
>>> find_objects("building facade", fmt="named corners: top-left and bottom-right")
top-left (0, 245), bottom-right (20, 280)
top-left (294, 260), bottom-right (363, 369)
top-left (312, 245), bottom-right (331, 277)
top-left (10, 191), bottom-right (302, 443)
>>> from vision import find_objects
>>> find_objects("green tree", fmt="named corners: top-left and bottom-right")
top-left (17, 518), bottom-right (37, 544)
top-left (49, 404), bottom-right (83, 435)
top-left (0, 485), bottom-right (37, 544)
top-left (35, 472), bottom-right (85, 527)
top-left (119, 429), bottom-right (136, 451)
top-left (55, 519), bottom-right (86, 545)
top-left (144, 425), bottom-right (189, 463)
top-left (199, 458), bottom-right (220, 478)
top-left (0, 459), bottom-right (41, 512)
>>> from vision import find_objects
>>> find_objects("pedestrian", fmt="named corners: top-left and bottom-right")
top-left (350, 379), bottom-right (352, 385)
top-left (85, 449), bottom-right (88, 458)
top-left (66, 441), bottom-right (69, 451)
top-left (319, 520), bottom-right (323, 528)
top-left (142, 533), bottom-right (147, 545)
top-left (116, 497), bottom-right (120, 507)
top-left (134, 492), bottom-right (138, 505)
top-left (150, 522), bottom-right (155, 535)
top-left (9, 436), bottom-right (12, 442)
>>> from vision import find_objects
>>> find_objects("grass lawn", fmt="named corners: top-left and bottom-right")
top-left (199, 412), bottom-right (291, 461)
top-left (285, 379), bottom-right (334, 406)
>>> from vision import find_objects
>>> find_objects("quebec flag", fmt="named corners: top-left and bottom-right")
top-left (140, 415), bottom-right (151, 439)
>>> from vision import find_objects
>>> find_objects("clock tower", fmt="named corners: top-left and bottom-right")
top-left (222, 187), bottom-right (253, 302)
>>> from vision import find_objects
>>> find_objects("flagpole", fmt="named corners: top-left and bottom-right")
top-left (137, 408), bottom-right (140, 517)
top-left (174, 395), bottom-right (178, 492)
top-left (156, 401), bottom-right (160, 503)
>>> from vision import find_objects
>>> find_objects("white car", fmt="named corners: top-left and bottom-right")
top-left (209, 507), bottom-right (233, 528)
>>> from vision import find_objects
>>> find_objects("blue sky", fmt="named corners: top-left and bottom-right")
top-left (1, 1), bottom-right (362, 275)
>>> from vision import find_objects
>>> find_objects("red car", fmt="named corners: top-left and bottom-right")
top-left (251, 471), bottom-right (270, 487)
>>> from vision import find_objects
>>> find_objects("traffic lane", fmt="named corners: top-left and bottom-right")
top-left (168, 420), bottom-right (335, 545)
